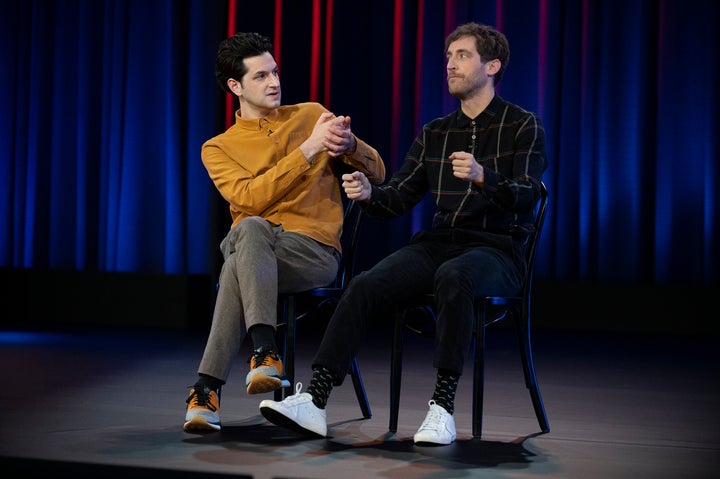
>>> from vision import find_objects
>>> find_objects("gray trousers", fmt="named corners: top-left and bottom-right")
top-left (198, 216), bottom-right (339, 381)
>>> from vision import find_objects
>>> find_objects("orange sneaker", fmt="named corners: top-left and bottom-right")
top-left (245, 348), bottom-right (290, 394)
top-left (183, 385), bottom-right (221, 433)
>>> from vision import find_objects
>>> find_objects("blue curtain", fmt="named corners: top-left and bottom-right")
top-left (2, 0), bottom-right (718, 286)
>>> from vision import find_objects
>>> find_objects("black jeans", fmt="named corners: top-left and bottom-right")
top-left (313, 229), bottom-right (527, 383)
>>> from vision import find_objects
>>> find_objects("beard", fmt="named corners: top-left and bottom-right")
top-left (448, 79), bottom-right (469, 99)
top-left (448, 74), bottom-right (486, 100)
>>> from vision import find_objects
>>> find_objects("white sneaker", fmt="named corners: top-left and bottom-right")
top-left (413, 400), bottom-right (456, 445)
top-left (259, 383), bottom-right (327, 437)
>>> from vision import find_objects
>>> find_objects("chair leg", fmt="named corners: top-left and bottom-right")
top-left (278, 295), bottom-right (296, 400)
top-left (274, 298), bottom-right (286, 401)
top-left (472, 306), bottom-right (487, 439)
top-left (349, 357), bottom-right (372, 419)
top-left (388, 312), bottom-right (405, 433)
top-left (514, 308), bottom-right (550, 433)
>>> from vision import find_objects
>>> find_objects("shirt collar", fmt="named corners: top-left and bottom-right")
top-left (453, 94), bottom-right (502, 129)
top-left (233, 108), bottom-right (282, 131)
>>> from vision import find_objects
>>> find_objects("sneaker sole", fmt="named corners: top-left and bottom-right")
top-left (247, 375), bottom-right (291, 395)
top-left (259, 406), bottom-right (326, 438)
top-left (413, 438), bottom-right (455, 446)
top-left (183, 415), bottom-right (221, 433)
top-left (413, 431), bottom-right (456, 446)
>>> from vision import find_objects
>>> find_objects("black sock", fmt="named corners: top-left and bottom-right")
top-left (249, 324), bottom-right (277, 352)
top-left (195, 373), bottom-right (224, 392)
top-left (431, 369), bottom-right (459, 415)
top-left (306, 365), bottom-right (335, 409)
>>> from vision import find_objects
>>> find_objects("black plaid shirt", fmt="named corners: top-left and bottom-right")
top-left (366, 95), bottom-right (547, 236)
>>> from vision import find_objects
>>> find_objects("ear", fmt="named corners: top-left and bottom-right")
top-left (486, 59), bottom-right (501, 76)
top-left (227, 78), bottom-right (241, 95)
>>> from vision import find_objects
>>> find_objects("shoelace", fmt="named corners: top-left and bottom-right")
top-left (418, 401), bottom-right (443, 431)
top-left (281, 383), bottom-right (308, 404)
top-left (248, 348), bottom-right (279, 367)
top-left (187, 386), bottom-right (217, 411)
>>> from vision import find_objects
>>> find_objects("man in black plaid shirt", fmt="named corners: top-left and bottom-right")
top-left (260, 22), bottom-right (547, 446)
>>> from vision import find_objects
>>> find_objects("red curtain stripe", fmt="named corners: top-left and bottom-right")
top-left (225, 0), bottom-right (237, 129)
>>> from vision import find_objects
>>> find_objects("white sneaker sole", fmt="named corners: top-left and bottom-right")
top-left (183, 415), bottom-right (221, 433)
top-left (259, 402), bottom-right (326, 437)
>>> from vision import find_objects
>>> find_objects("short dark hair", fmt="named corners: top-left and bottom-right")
top-left (445, 23), bottom-right (510, 85)
top-left (215, 32), bottom-right (274, 93)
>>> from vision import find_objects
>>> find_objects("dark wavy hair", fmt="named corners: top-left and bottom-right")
top-left (445, 23), bottom-right (510, 85)
top-left (215, 32), bottom-right (274, 93)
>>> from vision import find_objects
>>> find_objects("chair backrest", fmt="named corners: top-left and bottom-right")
top-left (519, 181), bottom-right (549, 302)
top-left (330, 199), bottom-right (363, 290)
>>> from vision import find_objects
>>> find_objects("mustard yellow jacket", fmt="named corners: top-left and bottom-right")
top-left (202, 102), bottom-right (386, 253)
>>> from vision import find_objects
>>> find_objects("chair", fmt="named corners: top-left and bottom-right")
top-left (389, 181), bottom-right (550, 438)
top-left (275, 199), bottom-right (372, 419)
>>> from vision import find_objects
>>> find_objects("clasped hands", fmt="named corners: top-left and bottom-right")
top-left (301, 112), bottom-right (357, 161)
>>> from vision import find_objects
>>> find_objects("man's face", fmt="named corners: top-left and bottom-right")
top-left (445, 36), bottom-right (495, 100)
top-left (233, 52), bottom-right (281, 118)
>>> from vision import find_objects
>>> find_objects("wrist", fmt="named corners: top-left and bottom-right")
top-left (345, 135), bottom-right (358, 156)
top-left (300, 141), bottom-right (318, 163)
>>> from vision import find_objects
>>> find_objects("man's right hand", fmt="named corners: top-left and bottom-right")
top-left (342, 171), bottom-right (371, 201)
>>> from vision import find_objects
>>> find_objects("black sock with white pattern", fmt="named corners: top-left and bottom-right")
top-left (431, 369), bottom-right (459, 415)
top-left (306, 365), bottom-right (335, 409)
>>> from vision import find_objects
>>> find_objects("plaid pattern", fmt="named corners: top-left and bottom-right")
top-left (365, 95), bottom-right (546, 235)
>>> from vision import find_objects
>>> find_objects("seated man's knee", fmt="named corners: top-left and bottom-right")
top-left (347, 270), bottom-right (389, 298)
top-left (434, 263), bottom-right (473, 298)
top-left (236, 216), bottom-right (267, 233)
top-left (221, 216), bottom-right (273, 259)
top-left (232, 216), bottom-right (272, 244)
top-left (435, 262), bottom-right (467, 285)
top-left (346, 270), bottom-right (371, 292)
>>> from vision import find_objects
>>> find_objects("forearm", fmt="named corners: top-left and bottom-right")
top-left (341, 137), bottom-right (386, 185)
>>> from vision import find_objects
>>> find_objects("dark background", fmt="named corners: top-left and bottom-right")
top-left (1, 0), bottom-right (718, 337)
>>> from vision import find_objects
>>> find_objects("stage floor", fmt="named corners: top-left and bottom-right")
top-left (1, 322), bottom-right (718, 478)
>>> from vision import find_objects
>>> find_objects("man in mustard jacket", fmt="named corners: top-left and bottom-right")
top-left (183, 31), bottom-right (385, 433)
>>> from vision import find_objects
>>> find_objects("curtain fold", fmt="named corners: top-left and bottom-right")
top-left (1, 0), bottom-right (718, 285)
